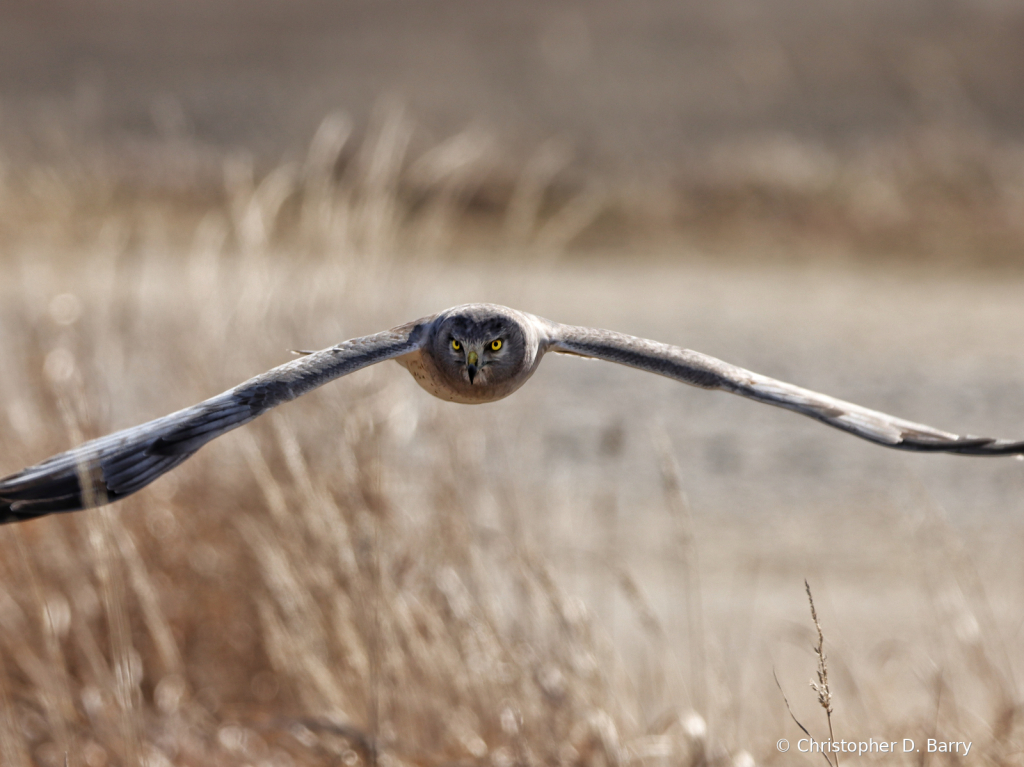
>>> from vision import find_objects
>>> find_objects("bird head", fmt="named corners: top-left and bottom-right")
top-left (431, 306), bottom-right (529, 393)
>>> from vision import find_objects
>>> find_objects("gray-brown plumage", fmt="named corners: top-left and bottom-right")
top-left (2, 302), bottom-right (1022, 524)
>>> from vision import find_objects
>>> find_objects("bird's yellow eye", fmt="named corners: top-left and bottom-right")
top-left (490, 339), bottom-right (503, 351)
top-left (451, 339), bottom-right (461, 351)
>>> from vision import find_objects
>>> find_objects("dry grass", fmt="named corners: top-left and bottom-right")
top-left (0, 116), bottom-right (1022, 767)
top-left (8, 92), bottom-right (1024, 268)
top-left (0, 117), bottom-right (701, 767)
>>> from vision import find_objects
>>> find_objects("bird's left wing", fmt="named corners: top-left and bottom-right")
top-left (548, 323), bottom-right (1024, 456)
top-left (0, 320), bottom-right (429, 523)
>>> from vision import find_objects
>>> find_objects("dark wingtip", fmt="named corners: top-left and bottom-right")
top-left (962, 438), bottom-right (1024, 456)
top-left (898, 433), bottom-right (1024, 456)
top-left (0, 462), bottom-right (91, 523)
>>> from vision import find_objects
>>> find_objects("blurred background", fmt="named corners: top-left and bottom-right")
top-left (2, 2), bottom-right (1024, 766)
top-left (6, 0), bottom-right (1024, 261)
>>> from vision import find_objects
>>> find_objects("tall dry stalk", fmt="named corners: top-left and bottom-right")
top-left (806, 580), bottom-right (837, 767)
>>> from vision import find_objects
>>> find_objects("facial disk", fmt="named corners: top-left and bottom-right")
top-left (421, 307), bottom-right (535, 403)
top-left (444, 319), bottom-right (518, 386)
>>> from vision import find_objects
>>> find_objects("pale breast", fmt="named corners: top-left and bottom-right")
top-left (394, 348), bottom-right (520, 404)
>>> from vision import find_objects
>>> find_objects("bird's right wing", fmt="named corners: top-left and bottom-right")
top-left (548, 323), bottom-right (1024, 456)
top-left (0, 319), bottom-right (430, 523)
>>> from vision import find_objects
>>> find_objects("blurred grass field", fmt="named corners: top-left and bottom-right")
top-left (1, 108), bottom-right (1023, 766)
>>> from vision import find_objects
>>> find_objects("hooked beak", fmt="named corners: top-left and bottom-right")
top-left (467, 351), bottom-right (479, 383)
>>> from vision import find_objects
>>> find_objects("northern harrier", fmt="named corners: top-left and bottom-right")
top-left (2, 303), bottom-right (1022, 523)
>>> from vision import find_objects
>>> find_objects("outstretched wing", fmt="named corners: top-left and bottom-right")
top-left (0, 320), bottom-right (429, 523)
top-left (548, 323), bottom-right (1024, 456)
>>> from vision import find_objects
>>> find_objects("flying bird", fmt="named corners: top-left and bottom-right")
top-left (2, 303), bottom-right (1022, 524)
